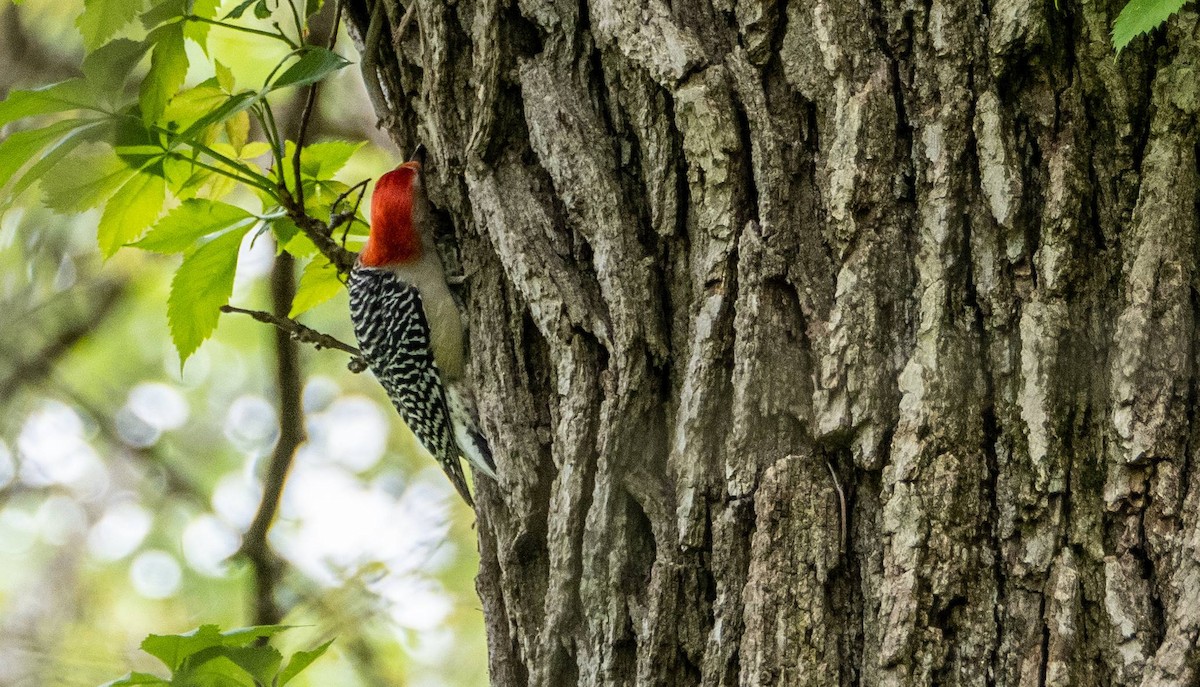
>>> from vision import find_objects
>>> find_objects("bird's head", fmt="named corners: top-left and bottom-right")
top-left (360, 146), bottom-right (428, 268)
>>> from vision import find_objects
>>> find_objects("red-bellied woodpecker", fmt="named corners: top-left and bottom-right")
top-left (348, 146), bottom-right (496, 505)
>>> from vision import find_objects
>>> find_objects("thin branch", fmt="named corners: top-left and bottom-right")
top-left (292, 0), bottom-right (344, 213)
top-left (221, 304), bottom-right (366, 371)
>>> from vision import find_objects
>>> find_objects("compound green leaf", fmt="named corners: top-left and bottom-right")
top-left (140, 625), bottom-right (225, 672)
top-left (40, 146), bottom-right (135, 214)
top-left (0, 80), bottom-right (92, 127)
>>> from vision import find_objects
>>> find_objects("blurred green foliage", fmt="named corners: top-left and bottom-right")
top-left (0, 1), bottom-right (488, 685)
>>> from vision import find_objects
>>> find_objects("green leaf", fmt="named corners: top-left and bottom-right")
top-left (279, 640), bottom-right (334, 685)
top-left (185, 0), bottom-right (222, 49)
top-left (290, 258), bottom-right (343, 317)
top-left (98, 171), bottom-right (167, 256)
top-left (163, 83), bottom-right (229, 127)
top-left (0, 80), bottom-right (92, 127)
top-left (138, 199), bottom-right (256, 253)
top-left (217, 625), bottom-right (296, 645)
top-left (77, 0), bottom-right (148, 49)
top-left (215, 61), bottom-right (236, 92)
top-left (269, 48), bottom-right (351, 91)
top-left (140, 23), bottom-right (190, 125)
top-left (293, 140), bottom-right (364, 179)
top-left (174, 655), bottom-right (256, 687)
top-left (223, 0), bottom-right (257, 19)
top-left (141, 625), bottom-right (226, 672)
top-left (253, 0), bottom-right (271, 19)
top-left (0, 119), bottom-right (88, 193)
top-left (140, 0), bottom-right (186, 29)
top-left (98, 672), bottom-right (170, 687)
top-left (167, 224), bottom-right (249, 365)
top-left (173, 91), bottom-right (259, 147)
top-left (305, 0), bottom-right (325, 17)
top-left (8, 122), bottom-right (108, 199)
top-left (82, 39), bottom-right (150, 96)
top-left (213, 645), bottom-right (283, 684)
top-left (41, 146), bottom-right (136, 213)
top-left (1112, 0), bottom-right (1187, 52)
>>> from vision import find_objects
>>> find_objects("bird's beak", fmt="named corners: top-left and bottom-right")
top-left (410, 143), bottom-right (427, 166)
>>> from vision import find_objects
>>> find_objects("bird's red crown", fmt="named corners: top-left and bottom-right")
top-left (361, 161), bottom-right (422, 267)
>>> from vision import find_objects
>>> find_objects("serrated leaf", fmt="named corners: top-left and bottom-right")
top-left (223, 0), bottom-right (256, 19)
top-left (173, 91), bottom-right (258, 147)
top-left (1112, 0), bottom-right (1187, 52)
top-left (77, 0), bottom-right (148, 49)
top-left (140, 23), bottom-right (189, 124)
top-left (210, 645), bottom-right (283, 684)
top-left (8, 121), bottom-right (108, 198)
top-left (167, 225), bottom-right (249, 365)
top-left (174, 655), bottom-right (256, 687)
top-left (185, 0), bottom-right (222, 49)
top-left (215, 61), bottom-right (236, 92)
top-left (0, 80), bottom-right (92, 127)
top-left (163, 83), bottom-right (228, 127)
top-left (269, 48), bottom-right (351, 91)
top-left (138, 199), bottom-right (255, 252)
top-left (225, 110), bottom-right (251, 151)
top-left (217, 625), bottom-right (296, 645)
top-left (279, 640), bottom-right (334, 685)
top-left (290, 258), bottom-right (342, 317)
top-left (141, 625), bottom-right (226, 672)
top-left (41, 146), bottom-right (136, 213)
top-left (140, 0), bottom-right (186, 29)
top-left (0, 119), bottom-right (88, 193)
top-left (82, 39), bottom-right (150, 97)
top-left (293, 140), bottom-right (364, 179)
top-left (98, 671), bottom-right (170, 687)
top-left (98, 171), bottom-right (166, 256)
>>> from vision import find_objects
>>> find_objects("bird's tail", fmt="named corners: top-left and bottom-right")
top-left (446, 382), bottom-right (498, 479)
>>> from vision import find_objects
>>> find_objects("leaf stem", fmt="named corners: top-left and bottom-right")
top-left (184, 14), bottom-right (300, 49)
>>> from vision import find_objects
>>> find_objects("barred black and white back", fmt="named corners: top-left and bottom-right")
top-left (349, 266), bottom-right (487, 504)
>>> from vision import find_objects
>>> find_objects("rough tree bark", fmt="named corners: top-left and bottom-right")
top-left (344, 0), bottom-right (1200, 684)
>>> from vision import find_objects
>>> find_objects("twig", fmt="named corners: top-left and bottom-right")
top-left (291, 0), bottom-right (344, 215)
top-left (221, 304), bottom-right (367, 371)
top-left (825, 458), bottom-right (848, 557)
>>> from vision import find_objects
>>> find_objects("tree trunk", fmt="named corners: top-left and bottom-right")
top-left (345, 0), bottom-right (1200, 684)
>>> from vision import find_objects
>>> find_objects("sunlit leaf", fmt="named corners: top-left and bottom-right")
top-left (98, 171), bottom-right (167, 256)
top-left (279, 640), bottom-right (334, 685)
top-left (0, 80), bottom-right (92, 127)
top-left (0, 119), bottom-right (88, 193)
top-left (296, 140), bottom-right (364, 179)
top-left (214, 60), bottom-right (236, 92)
top-left (138, 199), bottom-right (256, 253)
top-left (141, 625), bottom-right (226, 672)
top-left (174, 655), bottom-right (256, 687)
top-left (225, 110), bottom-right (251, 152)
top-left (207, 645), bottom-right (283, 685)
top-left (140, 0), bottom-right (185, 29)
top-left (8, 121), bottom-right (109, 198)
top-left (140, 23), bottom-right (190, 124)
top-left (269, 48), bottom-right (351, 91)
top-left (163, 83), bottom-right (228, 127)
top-left (217, 625), bottom-right (297, 645)
top-left (1112, 0), bottom-right (1187, 51)
top-left (223, 0), bottom-right (256, 19)
top-left (167, 226), bottom-right (249, 365)
top-left (98, 672), bottom-right (170, 687)
top-left (290, 258), bottom-right (343, 317)
top-left (173, 91), bottom-right (258, 148)
top-left (82, 39), bottom-right (150, 97)
top-left (41, 146), bottom-right (136, 213)
top-left (77, 0), bottom-right (148, 49)
top-left (186, 0), bottom-right (222, 49)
